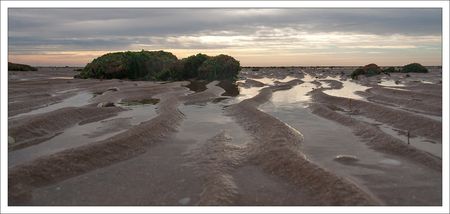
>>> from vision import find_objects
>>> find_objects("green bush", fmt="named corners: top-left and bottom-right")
top-left (78, 50), bottom-right (178, 80)
top-left (350, 63), bottom-right (382, 79)
top-left (181, 53), bottom-right (210, 79)
top-left (351, 68), bottom-right (365, 79)
top-left (77, 50), bottom-right (240, 81)
top-left (154, 60), bottom-right (185, 81)
top-left (198, 54), bottom-right (241, 81)
top-left (382, 67), bottom-right (397, 73)
top-left (8, 62), bottom-right (37, 71)
top-left (401, 63), bottom-right (428, 73)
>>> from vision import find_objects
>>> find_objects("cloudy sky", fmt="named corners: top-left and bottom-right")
top-left (8, 8), bottom-right (442, 66)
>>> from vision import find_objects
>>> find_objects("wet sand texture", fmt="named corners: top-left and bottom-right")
top-left (8, 67), bottom-right (441, 205)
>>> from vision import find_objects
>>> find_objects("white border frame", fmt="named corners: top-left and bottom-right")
top-left (1, 1), bottom-right (448, 213)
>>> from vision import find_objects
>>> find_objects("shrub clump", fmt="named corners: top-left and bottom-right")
top-left (382, 67), bottom-right (397, 73)
top-left (401, 63), bottom-right (428, 73)
top-left (181, 53), bottom-right (210, 79)
top-left (8, 62), bottom-right (37, 71)
top-left (351, 63), bottom-right (382, 79)
top-left (77, 50), bottom-right (178, 80)
top-left (76, 50), bottom-right (240, 81)
top-left (198, 54), bottom-right (240, 81)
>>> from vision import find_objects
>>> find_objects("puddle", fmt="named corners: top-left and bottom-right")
top-left (251, 77), bottom-right (277, 85)
top-left (378, 79), bottom-right (406, 87)
top-left (342, 112), bottom-right (441, 158)
top-left (301, 73), bottom-right (317, 82)
top-left (277, 76), bottom-right (298, 83)
top-left (422, 80), bottom-right (434, 84)
top-left (258, 73), bottom-right (336, 108)
top-left (234, 86), bottom-right (267, 102)
top-left (9, 92), bottom-right (94, 119)
top-left (177, 102), bottom-right (252, 145)
top-left (9, 103), bottom-right (159, 167)
top-left (322, 77), bottom-right (370, 100)
top-left (383, 87), bottom-right (409, 91)
top-left (269, 82), bottom-right (316, 108)
top-left (318, 81), bottom-right (331, 88)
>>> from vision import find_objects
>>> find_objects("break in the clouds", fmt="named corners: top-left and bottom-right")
top-left (8, 8), bottom-right (442, 66)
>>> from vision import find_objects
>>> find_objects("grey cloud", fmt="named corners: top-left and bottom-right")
top-left (8, 8), bottom-right (442, 54)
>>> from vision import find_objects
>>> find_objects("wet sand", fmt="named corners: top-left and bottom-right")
top-left (8, 66), bottom-right (442, 205)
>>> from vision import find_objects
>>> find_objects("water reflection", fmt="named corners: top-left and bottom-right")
top-left (323, 77), bottom-right (370, 100)
top-left (10, 92), bottom-right (94, 119)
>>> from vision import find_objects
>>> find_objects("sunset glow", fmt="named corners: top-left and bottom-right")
top-left (8, 8), bottom-right (442, 66)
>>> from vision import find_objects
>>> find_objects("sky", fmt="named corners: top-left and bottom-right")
top-left (8, 8), bottom-right (442, 66)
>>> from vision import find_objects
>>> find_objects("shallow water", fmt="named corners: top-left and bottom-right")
top-left (178, 103), bottom-right (252, 145)
top-left (343, 112), bottom-right (441, 158)
top-left (260, 94), bottom-right (441, 205)
top-left (378, 79), bottom-right (406, 87)
top-left (269, 83), bottom-right (316, 108)
top-left (10, 92), bottom-right (94, 119)
top-left (250, 77), bottom-right (276, 85)
top-left (277, 76), bottom-right (298, 83)
top-left (9, 104), bottom-right (158, 167)
top-left (235, 86), bottom-right (267, 102)
top-left (322, 77), bottom-right (370, 100)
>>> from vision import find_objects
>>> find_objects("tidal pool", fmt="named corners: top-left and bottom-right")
top-left (9, 102), bottom-right (159, 167)
top-left (10, 92), bottom-right (94, 119)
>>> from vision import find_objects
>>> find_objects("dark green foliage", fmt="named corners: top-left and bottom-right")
top-left (382, 67), bottom-right (397, 73)
top-left (350, 63), bottom-right (382, 79)
top-left (181, 53), bottom-right (209, 79)
top-left (154, 60), bottom-right (185, 81)
top-left (76, 50), bottom-right (240, 82)
top-left (8, 62), bottom-right (37, 71)
top-left (401, 63), bottom-right (428, 73)
top-left (350, 68), bottom-right (365, 80)
top-left (198, 54), bottom-right (241, 81)
top-left (78, 50), bottom-right (178, 80)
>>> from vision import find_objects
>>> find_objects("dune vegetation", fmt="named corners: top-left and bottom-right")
top-left (401, 63), bottom-right (429, 73)
top-left (8, 62), bottom-right (38, 71)
top-left (351, 62), bottom-right (428, 79)
top-left (76, 50), bottom-right (241, 81)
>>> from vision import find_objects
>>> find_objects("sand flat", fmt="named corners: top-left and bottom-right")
top-left (8, 66), bottom-right (442, 205)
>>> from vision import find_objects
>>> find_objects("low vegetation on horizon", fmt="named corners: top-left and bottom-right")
top-left (75, 50), bottom-right (241, 81)
top-left (351, 62), bottom-right (429, 79)
top-left (8, 62), bottom-right (37, 71)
